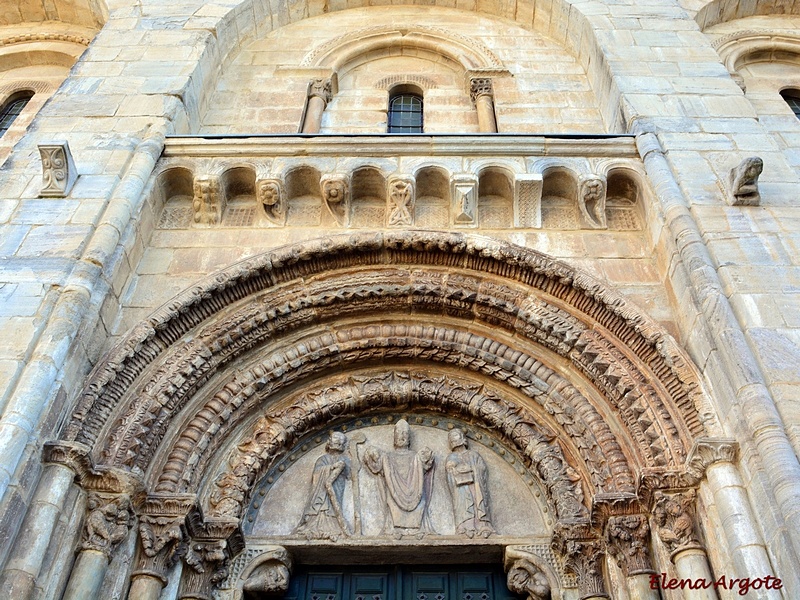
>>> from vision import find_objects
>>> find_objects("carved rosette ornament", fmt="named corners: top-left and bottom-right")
top-left (469, 77), bottom-right (494, 103)
top-left (651, 489), bottom-right (703, 560)
top-left (605, 514), bottom-right (653, 576)
top-left (387, 176), bottom-right (414, 226)
top-left (577, 175), bottom-right (607, 229)
top-left (321, 174), bottom-right (349, 226)
top-left (192, 178), bottom-right (223, 226)
top-left (81, 493), bottom-right (135, 561)
top-left (39, 141), bottom-right (77, 197)
top-left (257, 179), bottom-right (286, 225)
top-left (134, 495), bottom-right (195, 585)
top-left (179, 514), bottom-right (243, 600)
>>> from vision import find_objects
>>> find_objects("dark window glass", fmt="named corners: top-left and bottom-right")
top-left (388, 94), bottom-right (423, 133)
top-left (0, 92), bottom-right (33, 137)
top-left (781, 90), bottom-right (800, 119)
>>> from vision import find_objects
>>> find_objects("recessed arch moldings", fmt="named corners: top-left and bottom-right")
top-left (696, 0), bottom-right (800, 31)
top-left (299, 25), bottom-right (505, 73)
top-left (63, 232), bottom-right (708, 516)
top-left (711, 30), bottom-right (800, 74)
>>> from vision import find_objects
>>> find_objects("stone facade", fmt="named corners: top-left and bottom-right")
top-left (0, 1), bottom-right (799, 599)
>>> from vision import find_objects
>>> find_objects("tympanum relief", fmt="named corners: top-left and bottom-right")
top-left (249, 417), bottom-right (546, 539)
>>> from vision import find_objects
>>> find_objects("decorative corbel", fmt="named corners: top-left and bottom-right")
top-left (241, 546), bottom-right (293, 595)
top-left (504, 546), bottom-right (556, 600)
top-left (321, 174), bottom-right (349, 226)
top-left (39, 141), bottom-right (78, 197)
top-left (257, 178), bottom-right (286, 225)
top-left (387, 176), bottom-right (414, 227)
top-left (451, 174), bottom-right (478, 226)
top-left (577, 175), bottom-right (607, 229)
top-left (192, 177), bottom-right (223, 226)
top-left (727, 156), bottom-right (763, 206)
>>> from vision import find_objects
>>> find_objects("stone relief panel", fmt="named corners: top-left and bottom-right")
top-left (246, 417), bottom-right (547, 539)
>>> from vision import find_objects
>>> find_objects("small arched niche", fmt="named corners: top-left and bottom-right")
top-left (415, 167), bottom-right (450, 227)
top-left (541, 169), bottom-right (579, 230)
top-left (605, 170), bottom-right (643, 231)
top-left (156, 167), bottom-right (194, 229)
top-left (286, 166), bottom-right (322, 226)
top-left (478, 168), bottom-right (514, 228)
top-left (350, 167), bottom-right (387, 227)
top-left (221, 166), bottom-right (257, 227)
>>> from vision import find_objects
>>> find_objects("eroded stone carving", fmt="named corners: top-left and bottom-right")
top-left (134, 494), bottom-right (194, 584)
top-left (179, 515), bottom-right (243, 600)
top-left (39, 142), bottom-right (77, 197)
top-left (533, 444), bottom-right (587, 520)
top-left (388, 176), bottom-right (414, 226)
top-left (446, 428), bottom-right (494, 538)
top-left (506, 559), bottom-right (551, 600)
top-left (242, 546), bottom-right (292, 595)
top-left (81, 493), bottom-right (134, 560)
top-left (728, 156), bottom-right (763, 206)
top-left (321, 174), bottom-right (349, 225)
top-left (192, 177), bottom-right (223, 225)
top-left (605, 514), bottom-right (653, 576)
top-left (363, 419), bottom-right (435, 538)
top-left (294, 431), bottom-right (351, 541)
top-left (257, 179), bottom-right (286, 225)
top-left (652, 489), bottom-right (702, 559)
top-left (307, 78), bottom-right (332, 104)
top-left (578, 175), bottom-right (607, 229)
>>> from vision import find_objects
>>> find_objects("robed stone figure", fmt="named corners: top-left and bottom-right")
top-left (445, 428), bottom-right (495, 538)
top-left (363, 419), bottom-right (435, 538)
top-left (294, 431), bottom-right (351, 540)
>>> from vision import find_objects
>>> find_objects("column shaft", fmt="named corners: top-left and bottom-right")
top-left (475, 94), bottom-right (497, 132)
top-left (61, 550), bottom-right (108, 600)
top-left (301, 95), bottom-right (326, 133)
top-left (673, 549), bottom-right (718, 600)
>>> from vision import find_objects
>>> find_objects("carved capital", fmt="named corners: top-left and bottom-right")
top-left (257, 179), bottom-right (286, 225)
top-left (39, 141), bottom-right (77, 197)
top-left (469, 77), bottom-right (494, 103)
top-left (728, 156), bottom-right (763, 206)
top-left (605, 514), bottom-right (654, 576)
top-left (242, 546), bottom-right (293, 595)
top-left (578, 175), bottom-right (607, 229)
top-left (638, 469), bottom-right (698, 508)
top-left (686, 438), bottom-right (738, 479)
top-left (552, 521), bottom-right (607, 599)
top-left (651, 489), bottom-right (703, 561)
top-left (80, 493), bottom-right (135, 561)
top-left (192, 177), bottom-right (223, 226)
top-left (387, 176), bottom-right (415, 227)
top-left (307, 78), bottom-right (332, 104)
top-left (43, 440), bottom-right (143, 495)
top-left (321, 174), bottom-right (349, 226)
top-left (134, 494), bottom-right (195, 584)
top-left (179, 512), bottom-right (243, 600)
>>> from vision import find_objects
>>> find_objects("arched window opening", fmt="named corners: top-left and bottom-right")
top-left (781, 89), bottom-right (800, 119)
top-left (388, 87), bottom-right (423, 133)
top-left (0, 91), bottom-right (34, 137)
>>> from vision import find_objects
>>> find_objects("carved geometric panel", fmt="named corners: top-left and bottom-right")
top-left (157, 205), bottom-right (193, 229)
top-left (415, 204), bottom-right (449, 228)
top-left (541, 199), bottom-right (579, 230)
top-left (606, 205), bottom-right (642, 230)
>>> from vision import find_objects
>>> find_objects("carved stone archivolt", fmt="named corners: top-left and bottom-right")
top-left (204, 371), bottom-right (589, 523)
top-left (58, 233), bottom-right (707, 553)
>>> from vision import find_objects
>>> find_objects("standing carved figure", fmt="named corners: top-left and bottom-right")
top-left (294, 431), bottom-right (351, 541)
top-left (445, 428), bottom-right (495, 538)
top-left (363, 419), bottom-right (435, 538)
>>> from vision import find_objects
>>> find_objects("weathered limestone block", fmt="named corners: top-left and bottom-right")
top-left (514, 174), bottom-right (543, 228)
top-left (192, 177), bottom-right (223, 226)
top-left (451, 174), bottom-right (478, 226)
